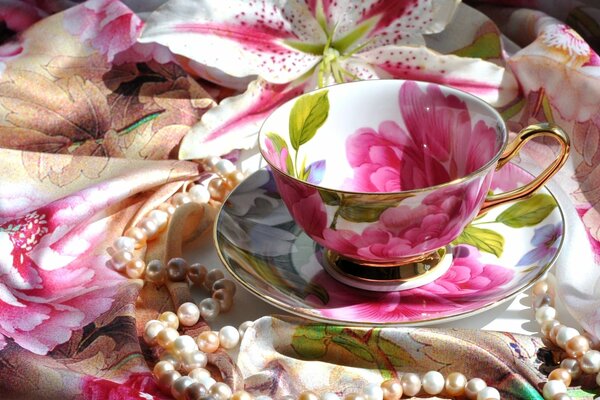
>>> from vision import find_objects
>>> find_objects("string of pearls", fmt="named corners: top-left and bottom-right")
top-left (532, 274), bottom-right (600, 400)
top-left (107, 156), bottom-right (244, 279)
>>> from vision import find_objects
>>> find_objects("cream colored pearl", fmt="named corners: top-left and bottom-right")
top-left (196, 375), bottom-right (216, 390)
top-left (543, 380), bottom-right (567, 400)
top-left (296, 391), bottom-right (318, 400)
top-left (157, 370), bottom-right (181, 392)
top-left (465, 378), bottom-right (487, 400)
top-left (215, 159), bottom-right (236, 176)
top-left (548, 368), bottom-right (572, 386)
top-left (255, 396), bottom-right (272, 400)
top-left (111, 250), bottom-right (133, 272)
top-left (477, 386), bottom-right (500, 400)
top-left (153, 360), bottom-right (175, 378)
top-left (146, 259), bottom-right (166, 284)
top-left (239, 321), bottom-right (254, 338)
top-left (156, 327), bottom-right (179, 348)
top-left (125, 259), bottom-right (145, 279)
top-left (143, 320), bottom-right (165, 345)
top-left (172, 376), bottom-right (194, 400)
top-left (210, 382), bottom-right (233, 400)
top-left (445, 372), bottom-right (467, 396)
top-left (139, 218), bottom-right (160, 240)
top-left (148, 209), bottom-right (169, 231)
top-left (556, 327), bottom-right (580, 349)
top-left (124, 226), bottom-right (147, 249)
top-left (208, 178), bottom-right (227, 202)
top-left (219, 326), bottom-right (240, 349)
top-left (344, 394), bottom-right (365, 400)
top-left (189, 184), bottom-right (211, 204)
top-left (178, 302), bottom-right (201, 327)
top-left (171, 192), bottom-right (192, 207)
top-left (114, 236), bottom-right (135, 252)
top-left (363, 383), bottom-right (383, 400)
top-left (185, 382), bottom-right (209, 400)
top-left (159, 311), bottom-right (180, 329)
top-left (400, 373), bottom-right (421, 397)
top-left (160, 351), bottom-right (182, 369)
top-left (197, 331), bottom-right (220, 353)
top-left (180, 350), bottom-right (207, 373)
top-left (188, 367), bottom-right (211, 381)
top-left (560, 358), bottom-right (581, 379)
top-left (549, 324), bottom-right (565, 343)
top-left (580, 349), bottom-right (600, 374)
top-left (541, 320), bottom-right (561, 338)
top-left (170, 335), bottom-right (198, 355)
top-left (157, 202), bottom-right (177, 216)
top-left (204, 156), bottom-right (221, 170)
top-left (535, 305), bottom-right (556, 324)
top-left (422, 371), bottom-right (444, 395)
top-left (199, 298), bottom-right (221, 322)
top-left (321, 393), bottom-right (341, 400)
top-left (552, 394), bottom-right (571, 400)
top-left (231, 390), bottom-right (254, 400)
top-left (380, 379), bottom-right (402, 400)
top-left (566, 335), bottom-right (590, 358)
top-left (226, 171), bottom-right (245, 187)
top-left (532, 280), bottom-right (549, 296)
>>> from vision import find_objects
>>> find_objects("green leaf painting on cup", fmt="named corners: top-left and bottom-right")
top-left (454, 225), bottom-right (505, 257)
top-left (495, 194), bottom-right (557, 228)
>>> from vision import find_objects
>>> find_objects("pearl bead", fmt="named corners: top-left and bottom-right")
top-left (297, 391), bottom-right (319, 400)
top-left (400, 373), bottom-right (421, 397)
top-left (213, 278), bottom-right (237, 296)
top-left (534, 294), bottom-right (553, 309)
top-left (125, 259), bottom-right (145, 279)
top-left (167, 257), bottom-right (189, 282)
top-left (321, 392), bottom-right (341, 400)
top-left (477, 387), bottom-right (500, 400)
top-left (226, 171), bottom-right (245, 187)
top-left (159, 311), bottom-right (180, 329)
top-left (195, 375), bottom-right (216, 390)
top-left (215, 159), bottom-right (236, 175)
top-left (205, 269), bottom-right (225, 290)
top-left (124, 227), bottom-right (147, 248)
top-left (548, 368), bottom-right (572, 386)
top-left (204, 156), bottom-right (221, 170)
top-left (111, 250), bottom-right (133, 272)
top-left (184, 382), bottom-right (209, 400)
top-left (535, 305), bottom-right (556, 324)
top-left (172, 192), bottom-right (193, 207)
top-left (114, 236), bottom-right (135, 252)
top-left (445, 372), bottom-right (467, 396)
top-left (156, 327), bottom-right (179, 348)
top-left (532, 280), bottom-right (549, 296)
top-left (363, 383), bottom-right (383, 400)
top-left (181, 350), bottom-right (208, 373)
top-left (188, 263), bottom-right (207, 286)
top-left (208, 178), bottom-right (227, 202)
top-left (219, 326), bottom-right (241, 349)
top-left (556, 327), bottom-right (580, 349)
top-left (552, 394), bottom-right (571, 400)
top-left (255, 396), bottom-right (272, 400)
top-left (160, 351), bottom-right (182, 369)
top-left (199, 298), bottom-right (221, 322)
top-left (239, 321), bottom-right (254, 338)
top-left (541, 320), bottom-right (561, 338)
top-left (580, 349), bottom-right (600, 374)
top-left (178, 302), bottom-right (201, 327)
top-left (188, 367), bottom-right (211, 381)
top-left (231, 390), bottom-right (253, 400)
top-left (465, 378), bottom-right (487, 400)
top-left (171, 335), bottom-right (198, 355)
top-left (157, 202), bottom-right (177, 216)
top-left (172, 376), bottom-right (194, 400)
top-left (380, 378), bottom-right (402, 400)
top-left (145, 259), bottom-right (166, 284)
top-left (566, 335), bottom-right (590, 358)
top-left (189, 184), bottom-right (211, 204)
top-left (549, 324), bottom-right (565, 343)
top-left (344, 394), bottom-right (365, 400)
top-left (422, 371), bottom-right (444, 395)
top-left (148, 209), bottom-right (169, 230)
top-left (153, 360), bottom-right (175, 378)
top-left (210, 382), bottom-right (233, 400)
top-left (143, 320), bottom-right (165, 345)
top-left (542, 380), bottom-right (567, 400)
top-left (157, 370), bottom-right (181, 392)
top-left (139, 218), bottom-right (160, 240)
top-left (197, 331), bottom-right (220, 353)
top-left (213, 289), bottom-right (233, 312)
top-left (560, 358), bottom-right (581, 379)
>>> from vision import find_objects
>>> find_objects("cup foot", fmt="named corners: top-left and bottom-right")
top-left (322, 246), bottom-right (453, 292)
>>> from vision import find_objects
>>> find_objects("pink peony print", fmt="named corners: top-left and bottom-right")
top-left (314, 245), bottom-right (515, 322)
top-left (82, 372), bottom-right (170, 399)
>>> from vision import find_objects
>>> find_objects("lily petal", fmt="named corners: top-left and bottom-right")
top-left (179, 77), bottom-right (311, 159)
top-left (356, 45), bottom-right (519, 106)
top-left (140, 0), bottom-right (326, 84)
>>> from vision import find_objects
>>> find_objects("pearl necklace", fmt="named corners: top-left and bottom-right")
top-left (106, 156), bottom-right (596, 400)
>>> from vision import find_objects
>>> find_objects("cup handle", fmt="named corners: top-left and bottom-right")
top-left (479, 122), bottom-right (570, 214)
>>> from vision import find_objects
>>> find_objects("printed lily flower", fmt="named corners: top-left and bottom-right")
top-left (139, 0), bottom-right (518, 159)
top-left (517, 223), bottom-right (562, 266)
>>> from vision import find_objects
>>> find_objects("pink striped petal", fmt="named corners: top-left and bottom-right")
top-left (356, 45), bottom-right (518, 106)
top-left (140, 0), bottom-right (326, 84)
top-left (179, 77), bottom-right (312, 159)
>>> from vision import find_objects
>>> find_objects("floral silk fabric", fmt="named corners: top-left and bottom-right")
top-left (0, 1), bottom-right (599, 399)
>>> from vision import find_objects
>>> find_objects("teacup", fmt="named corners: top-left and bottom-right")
top-left (258, 80), bottom-right (569, 279)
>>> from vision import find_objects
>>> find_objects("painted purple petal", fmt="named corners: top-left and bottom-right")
top-left (530, 223), bottom-right (560, 247)
top-left (306, 160), bottom-right (326, 184)
top-left (139, 0), bottom-right (326, 84)
top-left (517, 247), bottom-right (552, 267)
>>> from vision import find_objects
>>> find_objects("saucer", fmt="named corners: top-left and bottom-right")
top-left (214, 164), bottom-right (565, 326)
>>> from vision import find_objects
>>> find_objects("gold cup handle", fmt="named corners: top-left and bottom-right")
top-left (479, 122), bottom-right (570, 214)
